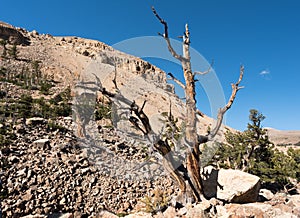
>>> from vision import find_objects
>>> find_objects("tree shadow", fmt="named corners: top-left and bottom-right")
top-left (202, 167), bottom-right (223, 199)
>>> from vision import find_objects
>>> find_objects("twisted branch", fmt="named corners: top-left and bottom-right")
top-left (167, 72), bottom-right (185, 89)
top-left (152, 6), bottom-right (185, 62)
top-left (194, 60), bottom-right (214, 76)
top-left (208, 65), bottom-right (244, 140)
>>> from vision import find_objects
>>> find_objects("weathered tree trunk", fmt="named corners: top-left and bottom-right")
top-left (152, 6), bottom-right (244, 203)
top-left (95, 7), bottom-right (244, 205)
top-left (181, 24), bottom-right (204, 201)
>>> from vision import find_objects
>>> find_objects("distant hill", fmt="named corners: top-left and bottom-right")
top-left (266, 128), bottom-right (300, 148)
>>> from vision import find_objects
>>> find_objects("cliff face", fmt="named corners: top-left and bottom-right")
top-left (0, 22), bottom-right (30, 45)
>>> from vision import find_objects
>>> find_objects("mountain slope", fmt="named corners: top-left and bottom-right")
top-left (1, 21), bottom-right (225, 137)
top-left (1, 21), bottom-right (300, 217)
top-left (0, 21), bottom-right (223, 216)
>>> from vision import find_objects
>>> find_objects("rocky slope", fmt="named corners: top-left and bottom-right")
top-left (0, 22), bottom-right (300, 218)
top-left (0, 21), bottom-right (222, 136)
top-left (0, 21), bottom-right (182, 217)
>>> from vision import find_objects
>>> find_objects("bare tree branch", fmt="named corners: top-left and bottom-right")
top-left (152, 6), bottom-right (185, 62)
top-left (130, 100), bottom-right (152, 135)
top-left (95, 72), bottom-right (153, 136)
top-left (196, 109), bottom-right (204, 117)
top-left (208, 65), bottom-right (244, 140)
top-left (94, 72), bottom-right (189, 197)
top-left (183, 24), bottom-right (190, 46)
top-left (151, 6), bottom-right (168, 38)
top-left (194, 59), bottom-right (214, 76)
top-left (167, 72), bottom-right (185, 89)
top-left (129, 115), bottom-right (147, 135)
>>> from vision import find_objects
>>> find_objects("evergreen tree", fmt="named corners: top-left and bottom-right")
top-left (0, 39), bottom-right (7, 58)
top-left (212, 109), bottom-right (300, 189)
top-left (8, 44), bottom-right (18, 59)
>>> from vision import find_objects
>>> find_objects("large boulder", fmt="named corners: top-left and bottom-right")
top-left (202, 166), bottom-right (260, 203)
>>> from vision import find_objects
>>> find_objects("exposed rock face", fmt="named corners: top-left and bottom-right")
top-left (202, 166), bottom-right (260, 203)
top-left (0, 22), bottom-right (30, 45)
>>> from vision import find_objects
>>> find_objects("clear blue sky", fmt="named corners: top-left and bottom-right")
top-left (1, 0), bottom-right (299, 131)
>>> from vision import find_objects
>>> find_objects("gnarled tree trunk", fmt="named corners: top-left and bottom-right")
top-left (96, 7), bottom-right (244, 205)
top-left (152, 7), bottom-right (244, 203)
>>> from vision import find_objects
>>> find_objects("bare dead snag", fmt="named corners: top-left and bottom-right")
top-left (152, 7), bottom-right (204, 201)
top-left (152, 6), bottom-right (244, 202)
top-left (91, 6), bottom-right (244, 205)
top-left (94, 72), bottom-right (188, 196)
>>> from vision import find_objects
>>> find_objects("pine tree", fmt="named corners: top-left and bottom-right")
top-left (212, 109), bottom-right (300, 189)
top-left (0, 39), bottom-right (7, 58)
top-left (8, 44), bottom-right (18, 59)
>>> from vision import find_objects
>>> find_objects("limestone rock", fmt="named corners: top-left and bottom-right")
top-left (286, 195), bottom-right (300, 215)
top-left (162, 206), bottom-right (176, 218)
top-left (33, 139), bottom-right (50, 149)
top-left (259, 189), bottom-right (274, 201)
top-left (185, 205), bottom-right (205, 218)
top-left (25, 117), bottom-right (45, 126)
top-left (98, 211), bottom-right (119, 218)
top-left (0, 23), bottom-right (30, 45)
top-left (202, 166), bottom-right (260, 203)
top-left (125, 212), bottom-right (153, 218)
top-left (220, 202), bottom-right (298, 218)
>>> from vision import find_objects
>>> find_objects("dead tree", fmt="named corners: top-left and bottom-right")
top-left (97, 7), bottom-right (244, 204)
top-left (150, 7), bottom-right (244, 202)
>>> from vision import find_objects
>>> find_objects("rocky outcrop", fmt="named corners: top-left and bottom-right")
top-left (0, 22), bottom-right (30, 45)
